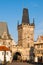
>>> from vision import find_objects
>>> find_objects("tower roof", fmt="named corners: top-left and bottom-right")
top-left (22, 8), bottom-right (30, 24)
top-left (0, 22), bottom-right (9, 36)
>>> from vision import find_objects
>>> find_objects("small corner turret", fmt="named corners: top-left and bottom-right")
top-left (30, 18), bottom-right (35, 27)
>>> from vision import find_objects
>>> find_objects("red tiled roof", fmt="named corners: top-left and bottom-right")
top-left (0, 46), bottom-right (10, 51)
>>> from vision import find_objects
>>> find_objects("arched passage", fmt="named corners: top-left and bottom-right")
top-left (12, 52), bottom-right (22, 61)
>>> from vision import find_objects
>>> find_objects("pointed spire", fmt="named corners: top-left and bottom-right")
top-left (17, 20), bottom-right (19, 26)
top-left (22, 8), bottom-right (30, 24)
top-left (17, 20), bottom-right (19, 28)
top-left (33, 18), bottom-right (35, 26)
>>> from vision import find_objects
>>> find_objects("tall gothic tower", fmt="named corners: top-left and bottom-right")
top-left (18, 8), bottom-right (35, 48)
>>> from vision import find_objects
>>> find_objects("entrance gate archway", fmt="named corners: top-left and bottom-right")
top-left (12, 52), bottom-right (22, 61)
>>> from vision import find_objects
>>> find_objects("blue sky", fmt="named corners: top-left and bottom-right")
top-left (0, 0), bottom-right (43, 42)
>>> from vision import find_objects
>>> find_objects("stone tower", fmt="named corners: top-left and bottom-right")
top-left (18, 8), bottom-right (35, 48)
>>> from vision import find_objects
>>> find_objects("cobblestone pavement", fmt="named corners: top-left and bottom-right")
top-left (6, 62), bottom-right (43, 65)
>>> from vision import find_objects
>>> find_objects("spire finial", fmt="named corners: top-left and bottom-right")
top-left (17, 20), bottom-right (19, 27)
top-left (18, 20), bottom-right (19, 25)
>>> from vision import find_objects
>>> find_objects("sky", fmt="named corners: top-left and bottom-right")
top-left (0, 0), bottom-right (43, 42)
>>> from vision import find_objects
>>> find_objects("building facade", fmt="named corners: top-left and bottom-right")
top-left (0, 46), bottom-right (12, 64)
top-left (34, 36), bottom-right (43, 62)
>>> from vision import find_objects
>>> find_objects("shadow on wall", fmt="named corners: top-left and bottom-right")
top-left (29, 46), bottom-right (35, 62)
